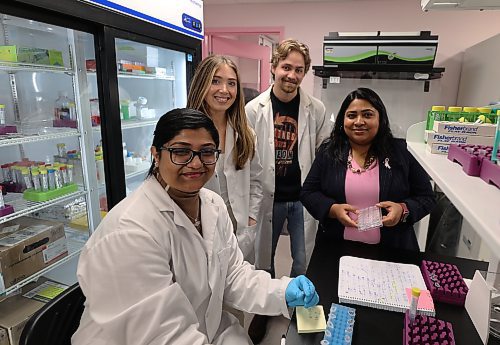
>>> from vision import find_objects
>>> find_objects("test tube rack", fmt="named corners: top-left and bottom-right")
top-left (403, 312), bottom-right (455, 345)
top-left (447, 144), bottom-right (494, 176)
top-left (421, 260), bottom-right (468, 306)
top-left (320, 303), bottom-right (355, 345)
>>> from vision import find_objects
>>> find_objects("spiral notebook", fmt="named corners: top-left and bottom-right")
top-left (338, 256), bottom-right (435, 316)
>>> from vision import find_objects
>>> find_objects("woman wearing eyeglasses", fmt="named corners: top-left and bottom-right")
top-left (73, 108), bottom-right (319, 345)
top-left (186, 55), bottom-right (262, 261)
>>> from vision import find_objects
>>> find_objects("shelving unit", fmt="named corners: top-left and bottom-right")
top-left (406, 121), bottom-right (500, 255)
top-left (87, 70), bottom-right (174, 81)
top-left (0, 191), bottom-right (87, 224)
top-left (92, 118), bottom-right (157, 132)
top-left (0, 130), bottom-right (79, 147)
top-left (0, 61), bottom-right (73, 74)
top-left (0, 14), bottom-right (101, 297)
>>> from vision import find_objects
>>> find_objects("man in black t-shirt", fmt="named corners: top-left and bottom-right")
top-left (246, 39), bottom-right (331, 343)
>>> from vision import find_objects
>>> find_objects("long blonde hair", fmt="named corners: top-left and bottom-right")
top-left (187, 55), bottom-right (255, 170)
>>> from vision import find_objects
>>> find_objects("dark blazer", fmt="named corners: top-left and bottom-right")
top-left (300, 138), bottom-right (436, 251)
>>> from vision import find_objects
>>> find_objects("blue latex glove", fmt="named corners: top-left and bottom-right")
top-left (285, 275), bottom-right (319, 308)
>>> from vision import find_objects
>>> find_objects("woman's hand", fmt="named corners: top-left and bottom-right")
top-left (328, 204), bottom-right (358, 227)
top-left (376, 201), bottom-right (403, 227)
top-left (248, 217), bottom-right (257, 226)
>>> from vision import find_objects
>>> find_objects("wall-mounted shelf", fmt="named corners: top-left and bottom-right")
top-left (313, 65), bottom-right (444, 80)
top-left (406, 121), bottom-right (500, 256)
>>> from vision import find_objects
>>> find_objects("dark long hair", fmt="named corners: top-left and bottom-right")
top-left (326, 88), bottom-right (393, 164)
top-left (147, 108), bottom-right (220, 177)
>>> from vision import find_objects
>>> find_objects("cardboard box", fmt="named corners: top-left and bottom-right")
top-left (16, 47), bottom-right (49, 65)
top-left (0, 46), bottom-right (17, 63)
top-left (427, 142), bottom-right (450, 155)
top-left (0, 293), bottom-right (46, 345)
top-left (0, 278), bottom-right (60, 345)
top-left (433, 121), bottom-right (496, 137)
top-left (425, 130), bottom-right (495, 146)
top-left (48, 50), bottom-right (64, 66)
top-left (0, 218), bottom-right (67, 294)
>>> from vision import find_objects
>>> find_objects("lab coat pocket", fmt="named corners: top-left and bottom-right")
top-left (235, 223), bottom-right (257, 260)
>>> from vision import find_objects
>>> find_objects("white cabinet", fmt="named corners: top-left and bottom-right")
top-left (407, 121), bottom-right (500, 267)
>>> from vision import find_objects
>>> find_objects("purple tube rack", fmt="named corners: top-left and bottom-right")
top-left (403, 312), bottom-right (456, 345)
top-left (421, 260), bottom-right (468, 306)
top-left (0, 204), bottom-right (14, 217)
top-left (447, 144), bottom-right (491, 176)
top-left (0, 125), bottom-right (17, 135)
top-left (479, 158), bottom-right (500, 189)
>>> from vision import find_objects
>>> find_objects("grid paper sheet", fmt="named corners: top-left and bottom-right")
top-left (338, 256), bottom-right (434, 315)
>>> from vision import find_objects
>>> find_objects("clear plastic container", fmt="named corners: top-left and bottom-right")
top-left (54, 91), bottom-right (74, 120)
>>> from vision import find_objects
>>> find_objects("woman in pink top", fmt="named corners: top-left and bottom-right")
top-left (300, 88), bottom-right (435, 250)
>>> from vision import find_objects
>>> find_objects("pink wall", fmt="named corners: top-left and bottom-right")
top-left (205, 0), bottom-right (500, 105)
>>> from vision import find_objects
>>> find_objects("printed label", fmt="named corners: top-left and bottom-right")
top-left (42, 237), bottom-right (68, 263)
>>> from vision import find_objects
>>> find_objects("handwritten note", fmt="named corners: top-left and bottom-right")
top-left (338, 256), bottom-right (434, 315)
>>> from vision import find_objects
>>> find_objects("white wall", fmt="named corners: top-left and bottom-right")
top-left (457, 33), bottom-right (500, 107)
top-left (205, 0), bottom-right (500, 106)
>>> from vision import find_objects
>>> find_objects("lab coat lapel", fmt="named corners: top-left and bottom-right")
top-left (224, 124), bottom-right (235, 167)
top-left (199, 190), bottom-right (220, 276)
top-left (297, 88), bottom-right (310, 154)
top-left (379, 157), bottom-right (392, 202)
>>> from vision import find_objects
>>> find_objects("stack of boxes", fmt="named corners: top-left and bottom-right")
top-left (425, 106), bottom-right (498, 154)
top-left (0, 45), bottom-right (63, 66)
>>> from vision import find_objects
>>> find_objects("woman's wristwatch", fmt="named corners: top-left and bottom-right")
top-left (399, 203), bottom-right (409, 223)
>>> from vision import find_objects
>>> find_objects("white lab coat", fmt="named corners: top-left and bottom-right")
top-left (245, 86), bottom-right (332, 270)
top-left (204, 123), bottom-right (263, 261)
top-left (72, 178), bottom-right (291, 345)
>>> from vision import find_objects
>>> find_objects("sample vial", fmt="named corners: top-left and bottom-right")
top-left (31, 170), bottom-right (41, 191)
top-left (67, 164), bottom-right (74, 184)
top-left (40, 169), bottom-right (49, 191)
top-left (0, 185), bottom-right (5, 208)
top-left (0, 104), bottom-right (5, 125)
top-left (47, 169), bottom-right (56, 190)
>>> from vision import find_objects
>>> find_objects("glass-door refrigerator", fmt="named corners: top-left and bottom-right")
top-left (0, 12), bottom-right (101, 295)
top-left (0, 0), bottom-right (201, 297)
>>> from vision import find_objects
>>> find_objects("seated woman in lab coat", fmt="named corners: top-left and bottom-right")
top-left (72, 108), bottom-right (319, 345)
top-left (187, 55), bottom-right (262, 262)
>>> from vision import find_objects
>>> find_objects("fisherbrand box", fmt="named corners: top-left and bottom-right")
top-left (433, 121), bottom-right (496, 137)
top-left (425, 130), bottom-right (494, 146)
top-left (0, 217), bottom-right (67, 294)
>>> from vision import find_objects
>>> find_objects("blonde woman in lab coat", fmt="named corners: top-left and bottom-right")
top-left (187, 55), bottom-right (262, 262)
top-left (72, 108), bottom-right (319, 345)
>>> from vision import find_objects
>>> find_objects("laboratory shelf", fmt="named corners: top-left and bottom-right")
top-left (1, 233), bottom-right (86, 296)
top-left (97, 167), bottom-right (149, 189)
top-left (0, 61), bottom-right (73, 74)
top-left (0, 190), bottom-right (87, 225)
top-left (92, 118), bottom-right (157, 131)
top-left (87, 71), bottom-right (174, 81)
top-left (407, 121), bottom-right (500, 255)
top-left (0, 130), bottom-right (80, 147)
top-left (125, 167), bottom-right (150, 180)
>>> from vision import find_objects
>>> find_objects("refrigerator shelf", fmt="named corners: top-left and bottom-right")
top-left (87, 70), bottom-right (174, 81)
top-left (92, 118), bottom-right (158, 131)
top-left (0, 61), bottom-right (73, 74)
top-left (0, 129), bottom-right (80, 148)
top-left (0, 233), bottom-right (86, 296)
top-left (0, 190), bottom-right (87, 225)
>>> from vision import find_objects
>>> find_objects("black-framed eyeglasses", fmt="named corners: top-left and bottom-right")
top-left (160, 146), bottom-right (221, 165)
